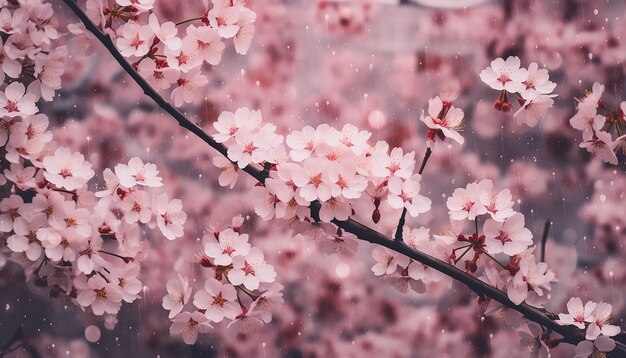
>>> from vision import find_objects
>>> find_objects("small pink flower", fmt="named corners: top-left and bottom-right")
top-left (185, 25), bottom-right (225, 65)
top-left (579, 131), bottom-right (619, 165)
top-left (446, 179), bottom-right (491, 221)
top-left (0, 82), bottom-right (38, 117)
top-left (570, 105), bottom-right (605, 141)
top-left (421, 96), bottom-right (465, 145)
top-left (371, 247), bottom-right (409, 276)
top-left (228, 247), bottom-right (276, 290)
top-left (518, 62), bottom-right (557, 100)
top-left (116, 23), bottom-right (154, 57)
top-left (387, 175), bottom-right (431, 218)
top-left (204, 228), bottom-right (251, 266)
top-left (479, 187), bottom-right (515, 222)
top-left (42, 147), bottom-right (95, 191)
top-left (585, 302), bottom-right (621, 340)
top-left (115, 157), bottom-right (163, 188)
top-left (479, 56), bottom-right (526, 93)
top-left (76, 275), bottom-right (123, 315)
top-left (193, 278), bottom-right (241, 322)
top-left (208, 4), bottom-right (241, 38)
top-left (556, 297), bottom-right (597, 329)
top-left (574, 335), bottom-right (616, 358)
top-left (169, 311), bottom-right (212, 345)
top-left (120, 190), bottom-right (152, 224)
top-left (154, 193), bottom-right (186, 240)
top-left (148, 14), bottom-right (181, 50)
top-left (171, 69), bottom-right (208, 107)
top-left (162, 275), bottom-right (192, 319)
top-left (483, 213), bottom-right (532, 256)
top-left (212, 156), bottom-right (239, 188)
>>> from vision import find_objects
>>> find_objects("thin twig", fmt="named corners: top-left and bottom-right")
top-left (59, 1), bottom-right (626, 354)
top-left (540, 220), bottom-right (552, 262)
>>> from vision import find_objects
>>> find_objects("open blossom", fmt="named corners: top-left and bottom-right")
top-left (137, 59), bottom-right (178, 90)
top-left (154, 193), bottom-right (186, 240)
top-left (514, 94), bottom-right (555, 127)
top-left (479, 56), bottom-right (526, 93)
top-left (212, 156), bottom-right (238, 188)
top-left (204, 228), bottom-right (251, 266)
top-left (6, 216), bottom-right (45, 261)
top-left (171, 68), bottom-right (208, 107)
top-left (120, 190), bottom-right (152, 224)
top-left (483, 213), bottom-right (532, 256)
top-left (518, 322), bottom-right (551, 358)
top-left (148, 14), bottom-right (181, 50)
top-left (292, 158), bottom-right (338, 202)
top-left (193, 278), bottom-right (241, 322)
top-left (479, 187), bottom-right (514, 222)
top-left (579, 131), bottom-right (619, 165)
top-left (185, 25), bottom-right (225, 65)
top-left (0, 194), bottom-right (25, 232)
top-left (371, 247), bottom-right (410, 276)
top-left (556, 297), bottom-right (597, 329)
top-left (228, 247), bottom-right (276, 290)
top-left (0, 82), bottom-right (38, 117)
top-left (42, 147), bottom-right (95, 191)
top-left (162, 275), bottom-right (192, 319)
top-left (387, 175), bottom-right (431, 218)
top-left (585, 302), bottom-right (621, 340)
top-left (208, 3), bottom-right (241, 38)
top-left (574, 335), bottom-right (616, 358)
top-left (421, 96), bottom-right (465, 145)
top-left (446, 179), bottom-right (491, 221)
top-left (569, 105), bottom-right (605, 141)
top-left (170, 311), bottom-right (212, 345)
top-left (76, 275), bottom-right (124, 316)
top-left (518, 62), bottom-right (557, 100)
top-left (116, 23), bottom-right (154, 57)
top-left (114, 157), bottom-right (163, 188)
top-left (507, 251), bottom-right (556, 306)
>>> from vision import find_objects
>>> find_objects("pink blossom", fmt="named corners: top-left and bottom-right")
top-left (514, 94), bottom-right (555, 128)
top-left (76, 275), bottom-right (124, 316)
top-left (479, 56), bottom-right (526, 93)
top-left (171, 68), bottom-right (208, 107)
top-left (154, 193), bottom-right (186, 240)
top-left (556, 297), bottom-right (597, 329)
top-left (0, 82), bottom-right (38, 117)
top-left (116, 23), bottom-right (154, 57)
top-left (193, 278), bottom-right (241, 322)
top-left (110, 263), bottom-right (143, 303)
top-left (387, 175), bottom-right (431, 218)
top-left (148, 14), bottom-right (181, 50)
top-left (518, 62), bottom-right (557, 100)
top-left (169, 311), bottom-right (212, 345)
top-left (120, 190), bottom-right (152, 224)
top-left (371, 247), bottom-right (410, 276)
top-left (585, 302), bottom-right (621, 340)
top-left (185, 25), bottom-right (225, 65)
top-left (574, 335), bottom-right (616, 358)
top-left (518, 322), bottom-right (551, 358)
top-left (114, 157), bottom-right (163, 188)
top-left (162, 275), bottom-right (192, 319)
top-left (204, 228), bottom-right (251, 266)
top-left (212, 156), bottom-right (239, 188)
top-left (446, 179), bottom-right (491, 221)
top-left (208, 4), bottom-right (241, 38)
top-left (421, 96), bottom-right (465, 145)
top-left (6, 216), bottom-right (46, 261)
top-left (0, 194), bottom-right (26, 232)
top-left (42, 147), bottom-right (95, 191)
top-left (292, 158), bottom-right (338, 202)
top-left (579, 131), bottom-right (619, 165)
top-left (479, 187), bottom-right (515, 222)
top-left (483, 213), bottom-right (532, 256)
top-left (228, 247), bottom-right (276, 290)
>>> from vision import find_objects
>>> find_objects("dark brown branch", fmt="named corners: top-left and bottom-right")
top-left (540, 220), bottom-right (552, 262)
top-left (60, 1), bottom-right (626, 354)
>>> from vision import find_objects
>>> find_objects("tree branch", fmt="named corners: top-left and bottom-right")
top-left (59, 1), bottom-right (626, 354)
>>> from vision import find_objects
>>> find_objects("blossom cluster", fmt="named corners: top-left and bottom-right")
top-left (1, 0), bottom-right (186, 332)
top-left (80, 0), bottom-right (256, 107)
top-left (213, 106), bottom-right (435, 226)
top-left (557, 297), bottom-right (620, 357)
top-left (162, 216), bottom-right (282, 345)
top-left (371, 178), bottom-right (557, 308)
top-left (480, 56), bottom-right (557, 127)
top-left (314, 0), bottom-right (377, 35)
top-left (569, 82), bottom-right (626, 165)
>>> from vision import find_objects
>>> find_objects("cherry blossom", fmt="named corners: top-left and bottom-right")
top-left (162, 275), bottom-right (192, 319)
top-left (0, 82), bottom-right (38, 117)
top-left (114, 157), bottom-right (163, 188)
top-left (585, 302), bottom-right (621, 340)
top-left (169, 311), bottom-right (212, 345)
top-left (148, 14), bottom-right (181, 51)
top-left (483, 213), bottom-right (533, 256)
top-left (579, 131), bottom-right (619, 165)
top-left (192, 278), bottom-right (241, 322)
top-left (154, 193), bottom-right (187, 240)
top-left (76, 275), bottom-right (124, 316)
top-left (479, 56), bottom-right (526, 93)
top-left (371, 247), bottom-right (410, 276)
top-left (446, 179), bottom-right (491, 221)
top-left (116, 23), bottom-right (154, 58)
top-left (228, 247), bottom-right (277, 290)
top-left (386, 175), bottom-right (431, 218)
top-left (574, 335), bottom-right (616, 358)
top-left (421, 96), bottom-right (465, 146)
top-left (42, 147), bottom-right (95, 191)
top-left (204, 228), bottom-right (251, 266)
top-left (556, 297), bottom-right (597, 329)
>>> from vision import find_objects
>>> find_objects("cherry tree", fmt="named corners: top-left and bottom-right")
top-left (1, 0), bottom-right (626, 357)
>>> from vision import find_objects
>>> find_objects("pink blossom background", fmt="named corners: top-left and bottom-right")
top-left (2, 0), bottom-right (626, 357)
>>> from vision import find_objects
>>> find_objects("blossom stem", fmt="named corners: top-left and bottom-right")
top-left (61, 2), bottom-right (626, 353)
top-left (175, 17), bottom-right (203, 26)
top-left (540, 220), bottom-right (552, 262)
top-left (394, 147), bottom-right (433, 242)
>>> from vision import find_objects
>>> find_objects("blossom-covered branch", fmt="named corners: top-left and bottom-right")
top-left (58, 1), bottom-right (626, 355)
